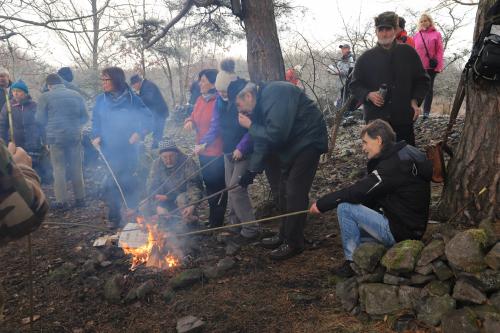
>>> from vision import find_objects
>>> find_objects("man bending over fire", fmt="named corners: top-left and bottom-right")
top-left (145, 138), bottom-right (203, 224)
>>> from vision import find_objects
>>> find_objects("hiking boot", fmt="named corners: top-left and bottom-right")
top-left (422, 113), bottom-right (429, 120)
top-left (269, 243), bottom-right (304, 260)
top-left (260, 234), bottom-right (282, 249)
top-left (333, 261), bottom-right (355, 278)
top-left (74, 199), bottom-right (86, 208)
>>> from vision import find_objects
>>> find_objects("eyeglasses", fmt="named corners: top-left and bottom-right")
top-left (100, 78), bottom-right (112, 82)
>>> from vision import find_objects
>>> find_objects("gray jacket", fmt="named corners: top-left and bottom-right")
top-left (36, 84), bottom-right (88, 145)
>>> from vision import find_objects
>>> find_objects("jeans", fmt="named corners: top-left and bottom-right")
top-left (50, 143), bottom-right (85, 203)
top-left (224, 155), bottom-right (259, 238)
top-left (337, 203), bottom-right (396, 260)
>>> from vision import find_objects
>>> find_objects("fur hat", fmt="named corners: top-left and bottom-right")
top-left (57, 67), bottom-right (74, 82)
top-left (158, 137), bottom-right (178, 154)
top-left (11, 79), bottom-right (29, 94)
top-left (215, 59), bottom-right (238, 92)
top-left (227, 78), bottom-right (248, 102)
top-left (374, 11), bottom-right (398, 29)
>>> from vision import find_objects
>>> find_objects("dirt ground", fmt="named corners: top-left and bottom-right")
top-left (0, 116), bottom-right (463, 333)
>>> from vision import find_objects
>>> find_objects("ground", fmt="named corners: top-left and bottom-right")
top-left (0, 116), bottom-right (463, 333)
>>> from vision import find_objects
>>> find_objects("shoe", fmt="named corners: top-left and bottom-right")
top-left (333, 261), bottom-right (355, 278)
top-left (74, 199), bottom-right (86, 208)
top-left (269, 243), bottom-right (304, 260)
top-left (50, 202), bottom-right (69, 211)
top-left (422, 113), bottom-right (429, 120)
top-left (260, 234), bottom-right (283, 249)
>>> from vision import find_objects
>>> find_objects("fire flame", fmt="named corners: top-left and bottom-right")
top-left (121, 216), bottom-right (180, 270)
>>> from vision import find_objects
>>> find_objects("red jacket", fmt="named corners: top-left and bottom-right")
top-left (189, 94), bottom-right (223, 157)
top-left (396, 30), bottom-right (415, 48)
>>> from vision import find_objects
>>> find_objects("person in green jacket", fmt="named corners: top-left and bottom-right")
top-left (235, 80), bottom-right (328, 260)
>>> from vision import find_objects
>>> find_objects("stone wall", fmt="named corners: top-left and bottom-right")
top-left (335, 220), bottom-right (500, 332)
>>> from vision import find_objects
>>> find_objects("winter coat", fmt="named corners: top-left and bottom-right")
top-left (0, 97), bottom-right (43, 153)
top-left (337, 52), bottom-right (355, 84)
top-left (92, 88), bottom-right (153, 155)
top-left (349, 41), bottom-right (430, 126)
top-left (0, 140), bottom-right (48, 246)
top-left (316, 141), bottom-right (432, 242)
top-left (248, 81), bottom-right (328, 172)
top-left (0, 84), bottom-right (12, 111)
top-left (146, 151), bottom-right (203, 210)
top-left (396, 30), bottom-right (415, 48)
top-left (188, 92), bottom-right (223, 157)
top-left (138, 79), bottom-right (169, 118)
top-left (413, 27), bottom-right (444, 72)
top-left (36, 84), bottom-right (88, 145)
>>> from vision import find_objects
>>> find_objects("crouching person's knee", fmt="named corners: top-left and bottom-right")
top-left (337, 202), bottom-right (355, 217)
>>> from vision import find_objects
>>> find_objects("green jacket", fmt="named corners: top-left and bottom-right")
top-left (248, 81), bottom-right (328, 172)
top-left (146, 151), bottom-right (203, 211)
top-left (0, 141), bottom-right (48, 246)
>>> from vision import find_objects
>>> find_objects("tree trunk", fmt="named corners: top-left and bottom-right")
top-left (440, 0), bottom-right (500, 223)
top-left (242, 0), bottom-right (285, 82)
top-left (91, 0), bottom-right (100, 94)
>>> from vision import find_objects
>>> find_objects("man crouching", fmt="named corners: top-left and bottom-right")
top-left (145, 138), bottom-right (202, 225)
top-left (309, 119), bottom-right (432, 277)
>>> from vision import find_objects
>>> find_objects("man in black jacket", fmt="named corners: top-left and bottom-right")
top-left (236, 81), bottom-right (328, 260)
top-left (309, 119), bottom-right (432, 277)
top-left (130, 75), bottom-right (169, 148)
top-left (350, 11), bottom-right (429, 146)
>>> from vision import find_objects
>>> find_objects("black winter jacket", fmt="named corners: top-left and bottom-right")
top-left (316, 142), bottom-right (432, 242)
top-left (139, 79), bottom-right (169, 118)
top-left (248, 81), bottom-right (328, 172)
top-left (349, 41), bottom-right (430, 126)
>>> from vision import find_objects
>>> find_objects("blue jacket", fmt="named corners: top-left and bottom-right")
top-left (138, 79), bottom-right (169, 118)
top-left (92, 88), bottom-right (153, 152)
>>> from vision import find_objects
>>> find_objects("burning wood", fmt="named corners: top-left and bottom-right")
top-left (118, 216), bottom-right (181, 270)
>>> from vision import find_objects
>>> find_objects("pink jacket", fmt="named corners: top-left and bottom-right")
top-left (413, 27), bottom-right (444, 72)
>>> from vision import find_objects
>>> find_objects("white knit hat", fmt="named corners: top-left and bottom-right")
top-left (215, 59), bottom-right (238, 92)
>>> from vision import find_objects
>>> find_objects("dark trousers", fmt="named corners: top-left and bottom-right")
top-left (152, 113), bottom-right (167, 148)
top-left (199, 155), bottom-right (227, 227)
top-left (390, 122), bottom-right (416, 147)
top-left (265, 147), bottom-right (321, 249)
top-left (423, 69), bottom-right (437, 115)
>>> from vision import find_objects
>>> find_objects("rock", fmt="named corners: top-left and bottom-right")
top-left (161, 289), bottom-right (175, 304)
top-left (432, 224), bottom-right (458, 244)
top-left (352, 243), bottom-right (387, 272)
top-left (100, 260), bottom-right (112, 268)
top-left (417, 239), bottom-right (445, 266)
top-left (336, 277), bottom-right (359, 312)
top-left (441, 308), bottom-right (479, 333)
top-left (288, 292), bottom-right (318, 304)
top-left (490, 292), bottom-right (500, 310)
top-left (398, 286), bottom-right (423, 310)
top-left (432, 260), bottom-right (454, 281)
top-left (445, 229), bottom-right (488, 273)
top-left (216, 257), bottom-right (235, 273)
top-left (457, 269), bottom-right (500, 293)
top-left (82, 259), bottom-right (97, 276)
top-left (176, 315), bottom-right (205, 333)
top-left (383, 274), bottom-right (410, 285)
top-left (479, 219), bottom-right (497, 248)
top-left (104, 274), bottom-right (124, 303)
top-left (135, 280), bottom-right (154, 299)
top-left (359, 283), bottom-right (401, 315)
top-left (452, 279), bottom-right (487, 304)
top-left (424, 280), bottom-right (451, 297)
top-left (417, 294), bottom-right (456, 326)
top-left (392, 313), bottom-right (418, 333)
top-left (216, 232), bottom-right (232, 244)
top-left (410, 273), bottom-right (435, 286)
top-left (469, 304), bottom-right (500, 320)
top-left (168, 269), bottom-right (202, 290)
top-left (485, 242), bottom-right (500, 270)
top-left (225, 242), bottom-right (240, 256)
top-left (356, 266), bottom-right (385, 283)
top-left (483, 313), bottom-right (500, 333)
top-left (49, 262), bottom-right (77, 281)
top-left (415, 263), bottom-right (434, 275)
top-left (381, 240), bottom-right (424, 273)
top-left (202, 266), bottom-right (219, 279)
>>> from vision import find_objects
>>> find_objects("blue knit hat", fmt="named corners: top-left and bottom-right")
top-left (11, 80), bottom-right (29, 94)
top-left (57, 67), bottom-right (74, 82)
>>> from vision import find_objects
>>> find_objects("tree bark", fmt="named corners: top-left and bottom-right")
top-left (440, 0), bottom-right (500, 223)
top-left (242, 0), bottom-right (285, 82)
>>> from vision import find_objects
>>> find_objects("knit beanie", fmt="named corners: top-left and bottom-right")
top-left (158, 137), bottom-right (178, 154)
top-left (215, 59), bottom-right (238, 92)
top-left (130, 74), bottom-right (142, 85)
top-left (11, 79), bottom-right (29, 94)
top-left (227, 78), bottom-right (248, 102)
top-left (57, 67), bottom-right (74, 82)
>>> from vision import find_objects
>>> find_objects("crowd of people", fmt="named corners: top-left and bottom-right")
top-left (1, 10), bottom-right (438, 277)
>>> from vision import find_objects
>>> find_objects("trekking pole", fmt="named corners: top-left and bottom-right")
top-left (5, 88), bottom-right (35, 332)
top-left (95, 146), bottom-right (129, 210)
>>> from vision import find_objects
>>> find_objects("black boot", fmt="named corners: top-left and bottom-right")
top-left (260, 234), bottom-right (282, 249)
top-left (269, 243), bottom-right (304, 260)
top-left (332, 261), bottom-right (355, 278)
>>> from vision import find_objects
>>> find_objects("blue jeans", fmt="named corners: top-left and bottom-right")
top-left (337, 203), bottom-right (396, 260)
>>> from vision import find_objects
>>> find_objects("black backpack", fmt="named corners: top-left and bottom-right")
top-left (467, 0), bottom-right (500, 81)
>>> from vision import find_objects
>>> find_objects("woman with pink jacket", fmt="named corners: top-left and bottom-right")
top-left (413, 13), bottom-right (444, 119)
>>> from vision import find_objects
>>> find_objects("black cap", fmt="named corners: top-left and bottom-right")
top-left (130, 74), bottom-right (143, 85)
top-left (227, 78), bottom-right (248, 102)
top-left (374, 11), bottom-right (398, 29)
top-left (339, 44), bottom-right (350, 49)
top-left (57, 67), bottom-right (73, 82)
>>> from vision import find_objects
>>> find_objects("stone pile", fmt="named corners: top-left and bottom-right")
top-left (336, 220), bottom-right (500, 332)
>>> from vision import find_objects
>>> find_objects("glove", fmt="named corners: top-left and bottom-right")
top-left (239, 170), bottom-right (257, 188)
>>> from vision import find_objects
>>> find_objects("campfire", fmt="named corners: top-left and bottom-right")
top-left (119, 216), bottom-right (181, 271)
